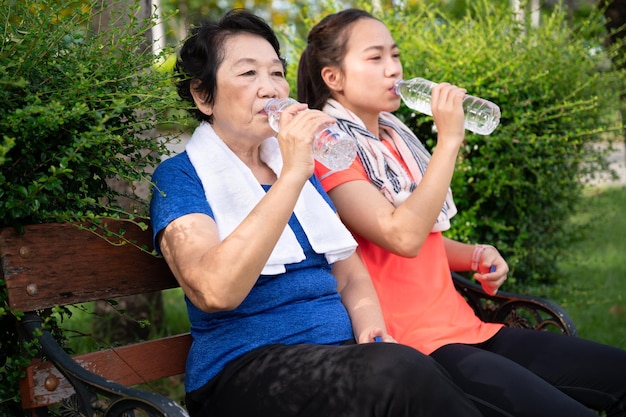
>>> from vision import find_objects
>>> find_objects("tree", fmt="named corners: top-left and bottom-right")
top-left (599, 0), bottom-right (626, 151)
top-left (157, 0), bottom-right (296, 44)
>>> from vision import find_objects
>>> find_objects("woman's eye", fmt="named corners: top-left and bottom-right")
top-left (241, 70), bottom-right (256, 76)
top-left (272, 71), bottom-right (285, 77)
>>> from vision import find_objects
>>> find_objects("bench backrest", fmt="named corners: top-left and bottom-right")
top-left (2, 221), bottom-right (177, 311)
top-left (1, 220), bottom-right (190, 411)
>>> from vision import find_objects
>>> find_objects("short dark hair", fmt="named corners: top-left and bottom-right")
top-left (297, 8), bottom-right (377, 110)
top-left (175, 9), bottom-right (287, 123)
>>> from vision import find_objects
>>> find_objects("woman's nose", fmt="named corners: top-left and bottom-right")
top-left (258, 76), bottom-right (279, 98)
top-left (385, 60), bottom-right (402, 78)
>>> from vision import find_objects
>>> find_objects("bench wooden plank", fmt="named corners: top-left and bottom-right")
top-left (1, 222), bottom-right (177, 311)
top-left (20, 333), bottom-right (191, 409)
top-left (1, 221), bottom-right (189, 414)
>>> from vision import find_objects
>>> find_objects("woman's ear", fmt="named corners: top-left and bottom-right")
top-left (321, 66), bottom-right (343, 93)
top-left (190, 80), bottom-right (213, 116)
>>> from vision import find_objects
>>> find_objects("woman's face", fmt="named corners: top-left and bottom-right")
top-left (195, 33), bottom-right (289, 145)
top-left (332, 18), bottom-right (402, 119)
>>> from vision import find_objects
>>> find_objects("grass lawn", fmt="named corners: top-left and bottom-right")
top-left (523, 185), bottom-right (626, 349)
top-left (59, 288), bottom-right (190, 403)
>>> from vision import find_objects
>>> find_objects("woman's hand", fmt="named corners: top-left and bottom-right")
top-left (358, 327), bottom-right (397, 344)
top-left (275, 102), bottom-right (338, 179)
top-left (430, 82), bottom-right (466, 150)
top-left (472, 245), bottom-right (509, 295)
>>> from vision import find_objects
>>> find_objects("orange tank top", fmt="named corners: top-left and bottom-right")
top-left (316, 153), bottom-right (502, 354)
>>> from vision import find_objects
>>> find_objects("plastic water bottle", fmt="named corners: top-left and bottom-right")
top-left (394, 78), bottom-right (501, 135)
top-left (265, 98), bottom-right (357, 171)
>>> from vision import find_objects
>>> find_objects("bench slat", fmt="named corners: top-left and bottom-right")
top-left (1, 222), bottom-right (177, 311)
top-left (20, 333), bottom-right (191, 409)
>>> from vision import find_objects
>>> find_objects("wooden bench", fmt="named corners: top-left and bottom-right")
top-left (1, 220), bottom-right (577, 417)
top-left (2, 221), bottom-right (190, 417)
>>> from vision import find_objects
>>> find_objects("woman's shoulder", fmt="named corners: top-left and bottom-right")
top-left (152, 151), bottom-right (200, 184)
top-left (154, 151), bottom-right (193, 174)
top-left (151, 151), bottom-right (204, 203)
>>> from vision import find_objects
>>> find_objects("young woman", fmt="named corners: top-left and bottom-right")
top-left (149, 8), bottom-right (484, 417)
top-left (298, 8), bottom-right (626, 417)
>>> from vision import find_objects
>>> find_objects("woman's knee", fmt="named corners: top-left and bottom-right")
top-left (371, 343), bottom-right (445, 385)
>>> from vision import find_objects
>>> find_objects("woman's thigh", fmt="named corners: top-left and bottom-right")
top-left (186, 342), bottom-right (482, 417)
top-left (431, 339), bottom-right (598, 417)
top-left (432, 327), bottom-right (626, 417)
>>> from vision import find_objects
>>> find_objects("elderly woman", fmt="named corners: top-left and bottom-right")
top-left (149, 9), bottom-right (483, 417)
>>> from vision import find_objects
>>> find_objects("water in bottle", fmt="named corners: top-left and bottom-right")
top-left (394, 78), bottom-right (501, 135)
top-left (264, 98), bottom-right (357, 171)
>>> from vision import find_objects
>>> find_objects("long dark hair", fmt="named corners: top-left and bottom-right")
top-left (297, 9), bottom-right (377, 110)
top-left (175, 9), bottom-right (287, 123)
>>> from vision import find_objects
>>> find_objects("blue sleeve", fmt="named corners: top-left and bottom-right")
top-left (149, 152), bottom-right (213, 254)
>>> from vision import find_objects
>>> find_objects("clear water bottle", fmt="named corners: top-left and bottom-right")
top-left (265, 98), bottom-right (357, 171)
top-left (394, 78), bottom-right (501, 135)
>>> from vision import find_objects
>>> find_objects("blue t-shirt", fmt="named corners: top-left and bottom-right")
top-left (149, 152), bottom-right (355, 392)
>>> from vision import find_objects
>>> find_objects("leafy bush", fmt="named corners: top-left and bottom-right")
top-left (283, 0), bottom-right (625, 285)
top-left (0, 0), bottom-right (182, 414)
top-left (0, 0), bottom-right (182, 227)
top-left (387, 1), bottom-right (624, 283)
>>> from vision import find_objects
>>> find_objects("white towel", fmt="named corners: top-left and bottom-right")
top-left (186, 122), bottom-right (357, 275)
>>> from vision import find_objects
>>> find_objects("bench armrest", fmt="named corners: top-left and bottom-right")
top-left (19, 312), bottom-right (190, 417)
top-left (452, 272), bottom-right (577, 336)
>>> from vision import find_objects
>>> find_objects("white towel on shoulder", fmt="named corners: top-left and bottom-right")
top-left (186, 122), bottom-right (357, 275)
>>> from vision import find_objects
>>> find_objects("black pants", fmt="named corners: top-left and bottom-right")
top-left (186, 342), bottom-right (483, 417)
top-left (431, 327), bottom-right (626, 417)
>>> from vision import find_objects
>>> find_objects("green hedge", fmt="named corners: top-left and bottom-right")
top-left (0, 1), bottom-right (182, 414)
top-left (0, 0), bottom-right (183, 227)
top-left (283, 0), bottom-right (625, 285)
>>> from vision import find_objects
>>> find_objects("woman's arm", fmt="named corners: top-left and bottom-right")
top-left (332, 253), bottom-right (395, 343)
top-left (327, 84), bottom-right (467, 257)
top-left (158, 171), bottom-right (309, 313)
top-left (158, 107), bottom-right (336, 313)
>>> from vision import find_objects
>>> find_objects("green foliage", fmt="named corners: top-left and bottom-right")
top-left (0, 0), bottom-right (184, 414)
top-left (284, 0), bottom-right (625, 284)
top-left (0, 136), bottom-right (13, 167)
top-left (1, 288), bottom-right (25, 414)
top-left (0, 0), bottom-right (183, 227)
